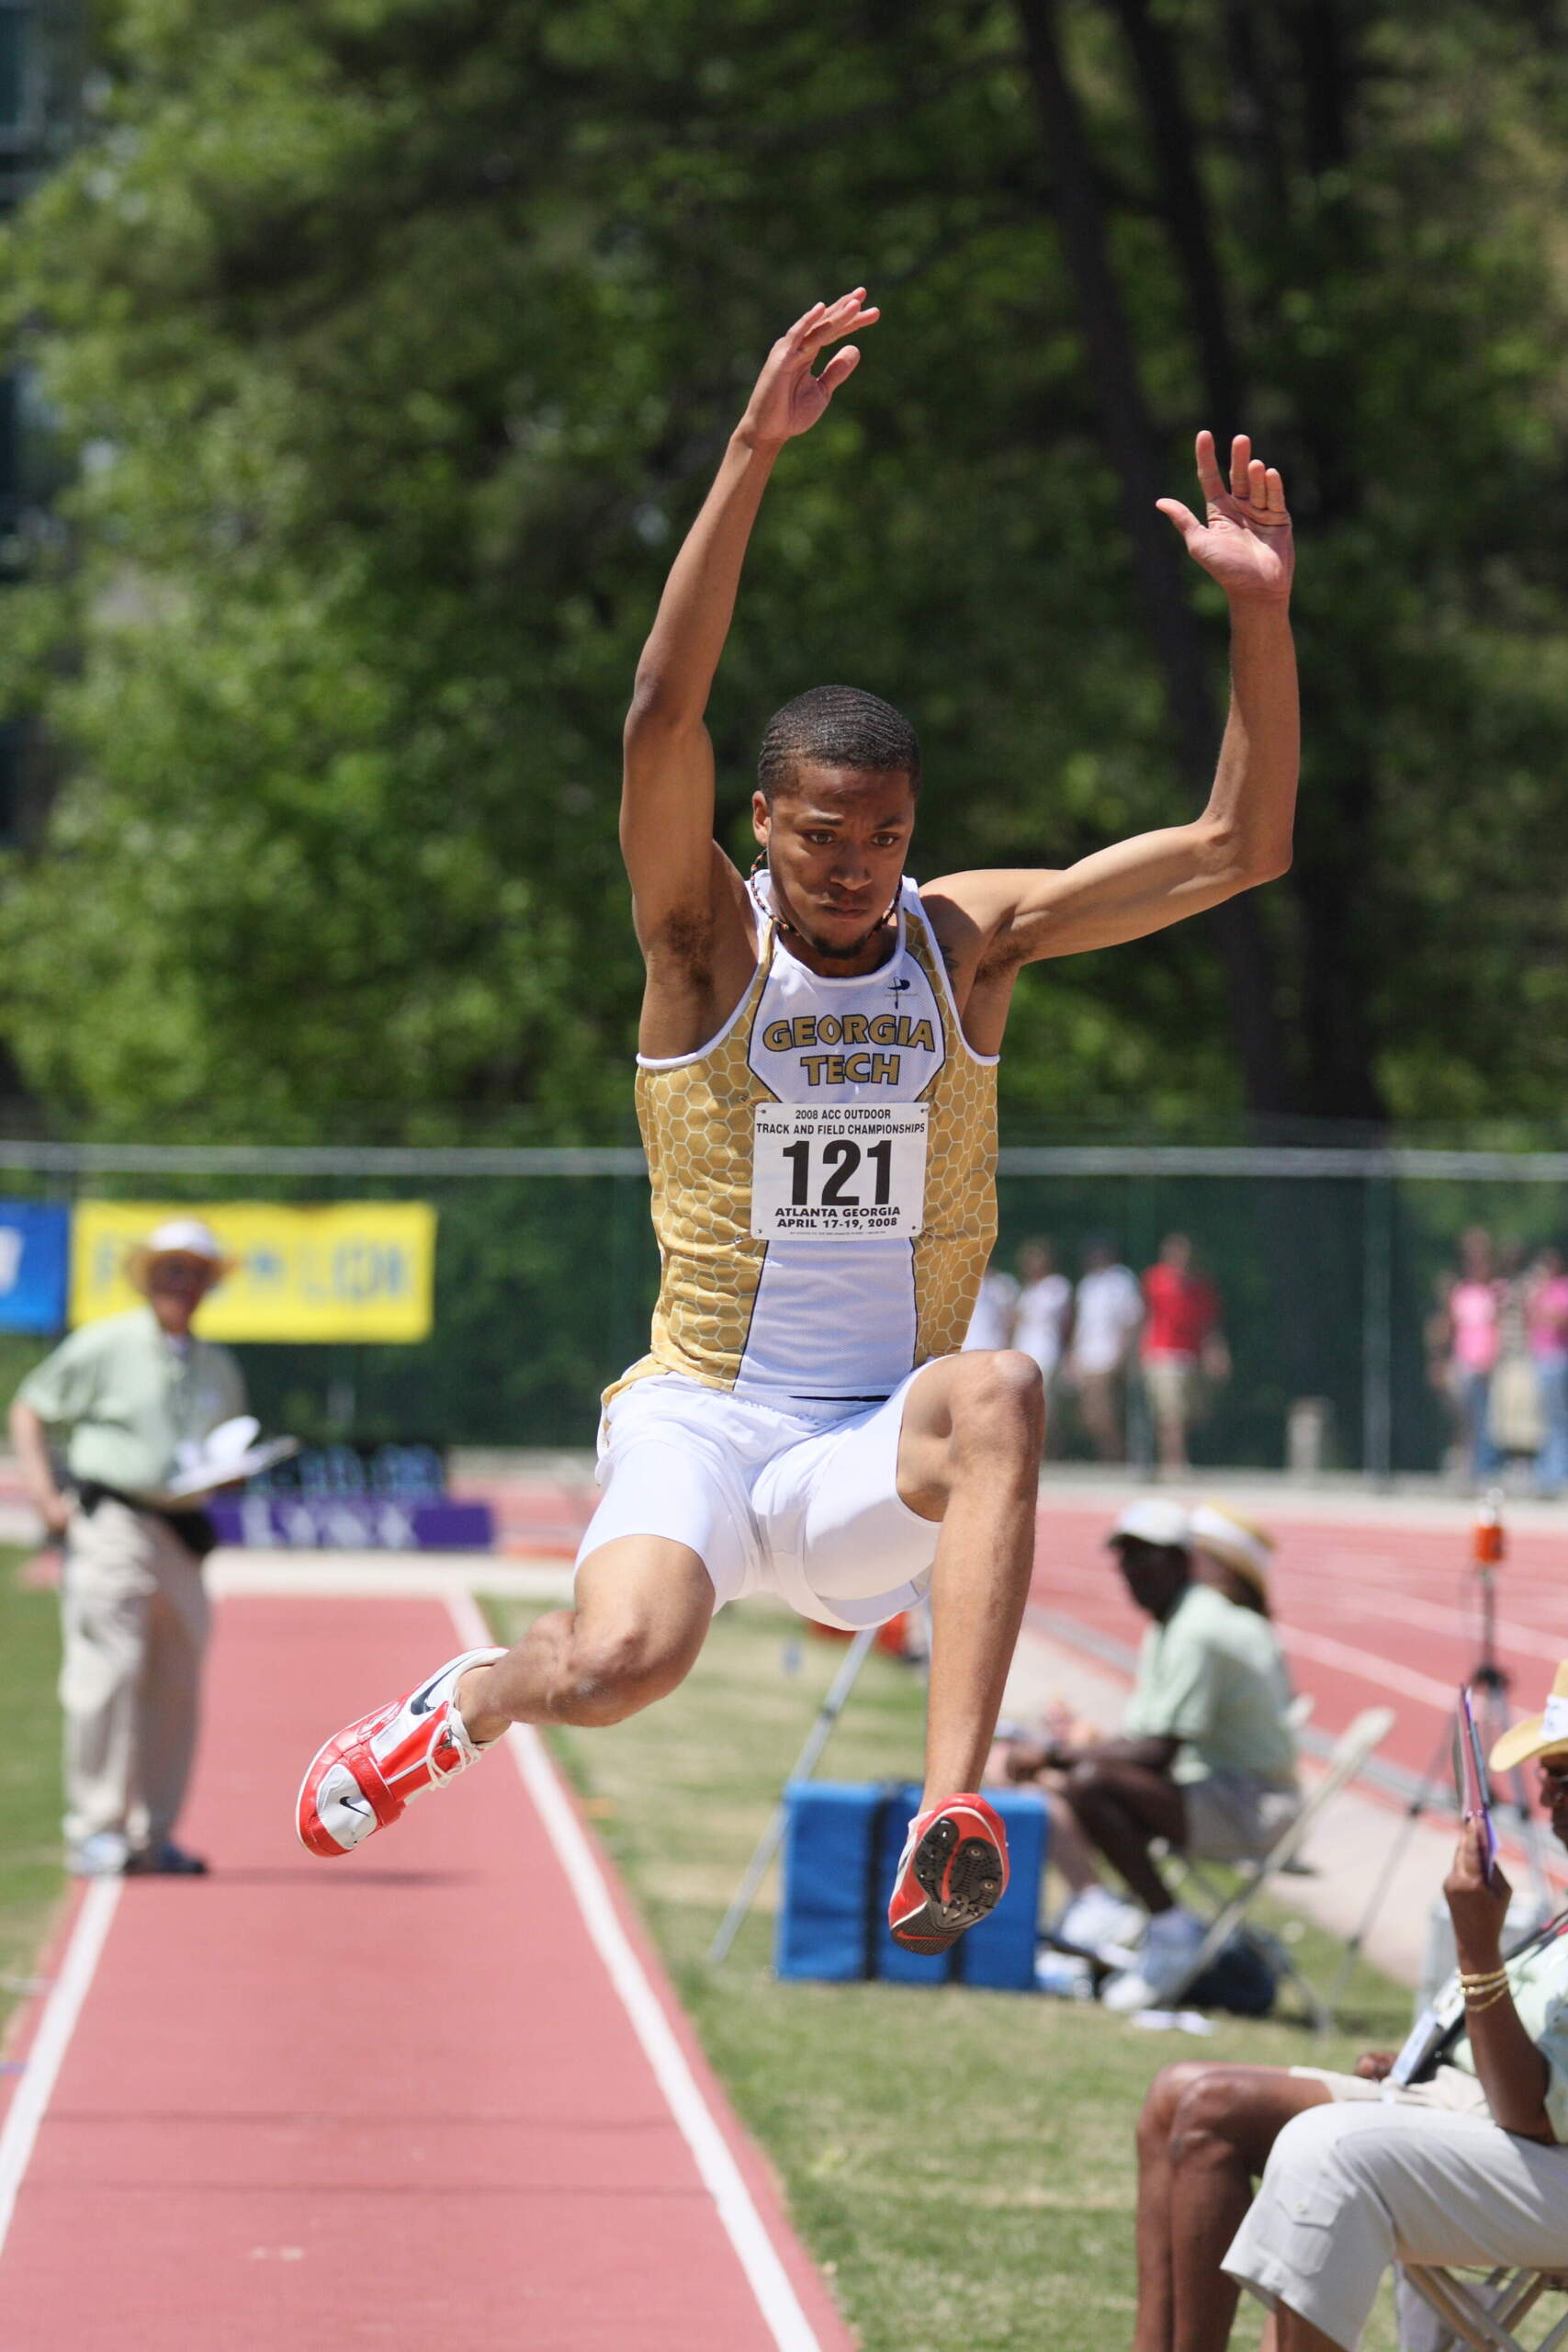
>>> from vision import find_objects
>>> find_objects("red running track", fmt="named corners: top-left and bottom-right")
top-left (477, 1465), bottom-right (1568, 1796)
top-left (1029, 1500), bottom-right (1568, 1794)
top-left (0, 1593), bottom-right (850, 2352)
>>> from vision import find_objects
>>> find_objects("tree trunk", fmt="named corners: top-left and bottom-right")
top-left (1011, 0), bottom-right (1297, 1118)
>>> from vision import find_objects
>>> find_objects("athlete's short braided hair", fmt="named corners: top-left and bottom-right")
top-left (757, 684), bottom-right (920, 803)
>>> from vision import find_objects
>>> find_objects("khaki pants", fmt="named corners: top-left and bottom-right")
top-left (1224, 2095), bottom-right (1568, 2350)
top-left (60, 1497), bottom-right (210, 1854)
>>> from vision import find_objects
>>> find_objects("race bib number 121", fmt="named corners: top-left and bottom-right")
top-left (750, 1102), bottom-right (929, 1239)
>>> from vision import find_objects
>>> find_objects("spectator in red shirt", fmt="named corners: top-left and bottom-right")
top-left (1141, 1234), bottom-right (1229, 1475)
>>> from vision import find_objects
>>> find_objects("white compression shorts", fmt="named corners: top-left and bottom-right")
top-left (575, 1370), bottom-right (942, 1632)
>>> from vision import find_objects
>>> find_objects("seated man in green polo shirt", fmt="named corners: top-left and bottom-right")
top-left (1006, 1497), bottom-right (1301, 2010)
top-left (9, 1219), bottom-right (246, 1877)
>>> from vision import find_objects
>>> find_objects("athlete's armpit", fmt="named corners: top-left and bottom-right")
top-left (634, 847), bottom-right (761, 1060)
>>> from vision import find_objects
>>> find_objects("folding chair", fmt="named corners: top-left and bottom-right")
top-left (1401, 2266), bottom-right (1568, 2352)
top-left (1160, 1704), bottom-right (1398, 2030)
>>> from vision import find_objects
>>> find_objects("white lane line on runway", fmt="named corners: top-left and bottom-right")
top-left (445, 1592), bottom-right (826, 2352)
top-left (0, 1877), bottom-right (120, 2264)
top-left (1037, 1552), bottom-right (1566, 1667)
top-left (1277, 1624), bottom-right (1459, 1711)
top-left (1036, 1566), bottom-right (1459, 1711)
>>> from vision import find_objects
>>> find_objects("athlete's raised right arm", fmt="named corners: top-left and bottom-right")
top-left (620, 290), bottom-right (878, 949)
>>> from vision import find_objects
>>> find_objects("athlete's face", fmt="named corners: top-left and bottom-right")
top-left (752, 764), bottom-right (917, 965)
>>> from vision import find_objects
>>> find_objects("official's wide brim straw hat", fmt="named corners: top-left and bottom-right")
top-left (1188, 1500), bottom-right (1276, 1597)
top-left (1489, 1658), bottom-right (1568, 1774)
top-left (124, 1217), bottom-right (236, 1293)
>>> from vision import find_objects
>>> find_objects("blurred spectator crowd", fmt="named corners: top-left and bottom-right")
top-left (965, 1230), bottom-right (1228, 1475)
top-left (1426, 1227), bottom-right (1568, 1494)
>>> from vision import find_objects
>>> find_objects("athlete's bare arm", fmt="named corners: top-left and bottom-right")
top-left (927, 433), bottom-right (1298, 1055)
top-left (621, 290), bottom-right (879, 1055)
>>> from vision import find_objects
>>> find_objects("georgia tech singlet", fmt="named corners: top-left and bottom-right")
top-left (607, 875), bottom-right (998, 1414)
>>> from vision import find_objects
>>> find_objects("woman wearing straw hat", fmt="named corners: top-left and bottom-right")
top-left (8, 1218), bottom-right (246, 1876)
top-left (1130, 1663), bottom-right (1568, 2352)
top-left (1188, 1500), bottom-right (1278, 1623)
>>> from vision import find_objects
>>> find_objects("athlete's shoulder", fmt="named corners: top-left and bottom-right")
top-left (911, 875), bottom-right (974, 951)
top-left (914, 871), bottom-right (1024, 962)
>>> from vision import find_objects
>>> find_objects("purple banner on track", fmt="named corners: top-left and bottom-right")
top-left (209, 1498), bottom-right (495, 1551)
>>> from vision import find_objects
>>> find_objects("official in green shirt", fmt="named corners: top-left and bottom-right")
top-left (1005, 1496), bottom-right (1301, 2010)
top-left (9, 1218), bottom-right (246, 1878)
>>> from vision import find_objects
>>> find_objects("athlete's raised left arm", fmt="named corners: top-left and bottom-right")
top-left (931, 432), bottom-right (1296, 974)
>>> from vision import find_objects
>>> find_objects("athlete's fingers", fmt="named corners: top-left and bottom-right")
top-left (803, 290), bottom-right (861, 334)
top-left (1193, 429), bottom-right (1225, 506)
top-left (1156, 495), bottom-right (1202, 542)
top-left (817, 345), bottom-right (862, 399)
top-left (1229, 433), bottom-right (1253, 500)
top-left (801, 292), bottom-right (878, 353)
top-left (1265, 465), bottom-right (1288, 514)
top-left (1247, 456), bottom-right (1268, 507)
top-left (784, 301), bottom-right (829, 348)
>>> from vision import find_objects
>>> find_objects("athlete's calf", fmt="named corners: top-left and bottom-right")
top-left (897, 1349), bottom-right (1045, 1804)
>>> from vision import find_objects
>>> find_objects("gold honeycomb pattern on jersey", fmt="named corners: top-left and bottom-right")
top-left (907, 912), bottom-right (998, 1363)
top-left (605, 895), bottom-right (998, 1410)
top-left (604, 940), bottom-right (779, 1409)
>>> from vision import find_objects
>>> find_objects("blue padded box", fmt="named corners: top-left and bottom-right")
top-left (775, 1781), bottom-right (1048, 1991)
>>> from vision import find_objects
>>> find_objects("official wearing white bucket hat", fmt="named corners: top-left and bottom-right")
top-left (123, 1216), bottom-right (237, 1295)
top-left (8, 1212), bottom-right (248, 1877)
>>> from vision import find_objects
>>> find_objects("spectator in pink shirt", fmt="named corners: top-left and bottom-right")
top-left (1527, 1244), bottom-right (1568, 1495)
top-left (1446, 1227), bottom-right (1503, 1482)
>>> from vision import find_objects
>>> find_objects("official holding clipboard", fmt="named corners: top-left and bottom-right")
top-left (8, 1218), bottom-right (269, 1879)
top-left (1132, 1658), bottom-right (1568, 2352)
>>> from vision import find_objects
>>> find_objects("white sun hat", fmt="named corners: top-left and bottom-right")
top-left (1107, 1498), bottom-right (1192, 1550)
top-left (125, 1217), bottom-right (236, 1290)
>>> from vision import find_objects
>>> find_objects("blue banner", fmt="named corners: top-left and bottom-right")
top-left (0, 1201), bottom-right (69, 1333)
top-left (207, 1498), bottom-right (495, 1551)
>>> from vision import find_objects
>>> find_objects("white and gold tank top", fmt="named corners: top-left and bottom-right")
top-left (608, 875), bottom-right (998, 1415)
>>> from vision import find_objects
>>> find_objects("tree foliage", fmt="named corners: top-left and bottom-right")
top-left (6, 0), bottom-right (1568, 1137)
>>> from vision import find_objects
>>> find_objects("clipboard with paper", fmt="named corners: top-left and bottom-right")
top-left (1387, 1686), bottom-right (1502, 2088)
top-left (1455, 1683), bottom-right (1500, 1886)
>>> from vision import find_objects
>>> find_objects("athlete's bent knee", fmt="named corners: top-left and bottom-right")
top-left (551, 1624), bottom-right (692, 1727)
top-left (949, 1350), bottom-right (1045, 1451)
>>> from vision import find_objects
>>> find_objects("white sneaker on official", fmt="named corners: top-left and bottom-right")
top-left (1101, 1905), bottom-right (1206, 2013)
top-left (295, 1645), bottom-right (506, 1857)
top-left (1052, 1883), bottom-right (1146, 1960)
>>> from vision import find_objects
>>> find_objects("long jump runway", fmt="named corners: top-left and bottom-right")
top-left (0, 1592), bottom-right (850, 2352)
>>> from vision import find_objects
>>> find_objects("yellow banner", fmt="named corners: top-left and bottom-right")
top-left (70, 1202), bottom-right (437, 1342)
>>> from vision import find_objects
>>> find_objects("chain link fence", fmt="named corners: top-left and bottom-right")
top-left (0, 1136), bottom-right (1562, 1475)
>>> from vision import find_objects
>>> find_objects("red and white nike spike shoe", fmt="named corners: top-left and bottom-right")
top-left (295, 1645), bottom-right (506, 1858)
top-left (887, 1792), bottom-right (1010, 1953)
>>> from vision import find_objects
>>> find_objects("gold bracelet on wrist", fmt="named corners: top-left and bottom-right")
top-left (1463, 1983), bottom-right (1512, 2014)
top-left (1458, 1967), bottom-right (1509, 1990)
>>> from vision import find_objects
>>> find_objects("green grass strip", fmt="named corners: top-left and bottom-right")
top-left (0, 1556), bottom-right (65, 2048)
top-left (487, 1597), bottom-right (1412, 2352)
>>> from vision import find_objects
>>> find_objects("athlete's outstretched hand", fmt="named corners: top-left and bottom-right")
top-left (738, 289), bottom-right (880, 454)
top-left (1157, 431), bottom-right (1293, 605)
